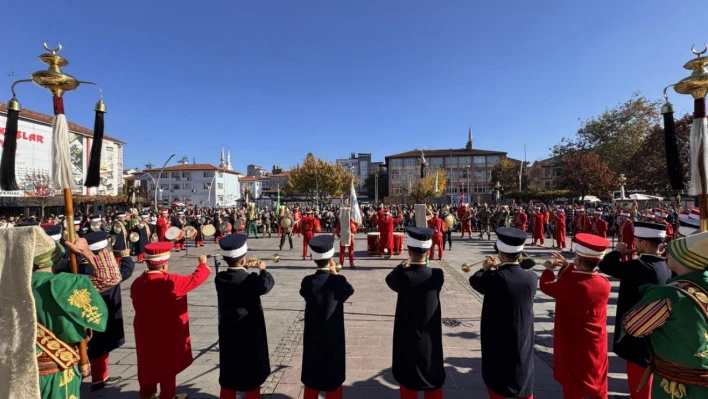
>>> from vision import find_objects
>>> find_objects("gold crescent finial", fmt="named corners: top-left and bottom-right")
top-left (692, 44), bottom-right (708, 57)
top-left (42, 42), bottom-right (62, 54)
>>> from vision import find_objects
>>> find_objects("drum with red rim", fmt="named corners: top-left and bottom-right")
top-left (165, 226), bottom-right (184, 241)
top-left (393, 232), bottom-right (404, 255)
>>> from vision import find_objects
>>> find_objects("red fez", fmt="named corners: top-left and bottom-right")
top-left (145, 242), bottom-right (172, 267)
top-left (574, 233), bottom-right (611, 262)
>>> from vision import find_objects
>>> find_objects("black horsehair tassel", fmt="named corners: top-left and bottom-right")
top-left (84, 100), bottom-right (106, 187)
top-left (0, 98), bottom-right (21, 191)
top-left (662, 101), bottom-right (684, 191)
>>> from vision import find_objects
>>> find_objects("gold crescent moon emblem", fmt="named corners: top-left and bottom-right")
top-left (43, 42), bottom-right (62, 54)
top-left (692, 44), bottom-right (708, 56)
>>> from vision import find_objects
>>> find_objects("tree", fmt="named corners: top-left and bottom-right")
top-left (364, 171), bottom-right (389, 200)
top-left (287, 153), bottom-right (358, 203)
top-left (552, 93), bottom-right (662, 173)
top-left (20, 172), bottom-right (57, 218)
top-left (491, 160), bottom-right (529, 192)
top-left (410, 169), bottom-right (447, 204)
top-left (628, 114), bottom-right (691, 193)
top-left (555, 150), bottom-right (616, 201)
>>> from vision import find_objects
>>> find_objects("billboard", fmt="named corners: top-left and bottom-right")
top-left (0, 115), bottom-right (53, 197)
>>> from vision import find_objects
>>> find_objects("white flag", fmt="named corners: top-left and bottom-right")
top-left (434, 172), bottom-right (439, 192)
top-left (350, 180), bottom-right (363, 225)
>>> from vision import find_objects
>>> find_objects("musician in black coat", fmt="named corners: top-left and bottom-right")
top-left (110, 211), bottom-right (129, 262)
top-left (192, 215), bottom-right (205, 246)
top-left (469, 227), bottom-right (537, 399)
top-left (597, 221), bottom-right (671, 398)
top-left (135, 213), bottom-right (151, 263)
top-left (386, 227), bottom-right (445, 399)
top-left (300, 236), bottom-right (354, 399)
top-left (171, 211), bottom-right (187, 251)
top-left (215, 234), bottom-right (274, 399)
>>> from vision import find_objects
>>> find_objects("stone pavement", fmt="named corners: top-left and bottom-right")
top-left (80, 231), bottom-right (630, 399)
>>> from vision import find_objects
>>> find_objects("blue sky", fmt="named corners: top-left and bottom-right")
top-left (1, 0), bottom-right (705, 172)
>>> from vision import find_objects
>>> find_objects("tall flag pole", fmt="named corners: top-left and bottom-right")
top-left (350, 179), bottom-right (363, 225)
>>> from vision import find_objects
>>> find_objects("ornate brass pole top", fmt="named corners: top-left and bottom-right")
top-left (674, 45), bottom-right (708, 99)
top-left (29, 42), bottom-right (80, 97)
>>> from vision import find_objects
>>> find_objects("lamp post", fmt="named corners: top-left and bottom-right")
top-left (154, 153), bottom-right (176, 208)
top-left (618, 173), bottom-right (627, 201)
top-left (495, 181), bottom-right (501, 204)
top-left (206, 174), bottom-right (216, 207)
top-left (466, 164), bottom-right (471, 204)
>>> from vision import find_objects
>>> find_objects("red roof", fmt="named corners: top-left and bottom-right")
top-left (0, 102), bottom-right (125, 144)
top-left (239, 176), bottom-right (261, 182)
top-left (142, 164), bottom-right (243, 175)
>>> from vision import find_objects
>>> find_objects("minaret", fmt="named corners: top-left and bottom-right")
top-left (219, 147), bottom-right (226, 168)
top-left (466, 126), bottom-right (473, 150)
top-left (226, 149), bottom-right (233, 171)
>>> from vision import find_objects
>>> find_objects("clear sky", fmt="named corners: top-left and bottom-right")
top-left (1, 0), bottom-right (705, 172)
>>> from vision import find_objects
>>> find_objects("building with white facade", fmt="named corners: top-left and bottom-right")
top-left (246, 164), bottom-right (268, 177)
top-left (239, 176), bottom-right (263, 200)
top-left (134, 164), bottom-right (242, 207)
top-left (0, 102), bottom-right (126, 200)
top-left (336, 153), bottom-right (372, 195)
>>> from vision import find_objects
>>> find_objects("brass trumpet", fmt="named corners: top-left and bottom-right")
top-left (245, 256), bottom-right (265, 268)
top-left (271, 254), bottom-right (281, 263)
top-left (460, 260), bottom-right (486, 273)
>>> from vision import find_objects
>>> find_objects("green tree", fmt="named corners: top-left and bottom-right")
top-left (490, 159), bottom-right (529, 192)
top-left (287, 153), bottom-right (358, 202)
top-left (552, 93), bottom-right (662, 173)
top-left (555, 150), bottom-right (616, 201)
top-left (410, 170), bottom-right (447, 204)
top-left (628, 114), bottom-right (691, 193)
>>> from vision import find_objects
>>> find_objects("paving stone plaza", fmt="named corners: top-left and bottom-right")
top-left (81, 232), bottom-right (631, 399)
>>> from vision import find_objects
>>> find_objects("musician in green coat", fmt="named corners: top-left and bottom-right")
top-left (622, 231), bottom-right (708, 398)
top-left (30, 227), bottom-right (109, 399)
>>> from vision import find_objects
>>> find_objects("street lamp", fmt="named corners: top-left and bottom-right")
top-left (206, 174), bottom-right (216, 207)
top-left (495, 181), bottom-right (501, 204)
top-left (154, 153), bottom-right (176, 208)
top-left (466, 164), bottom-right (471, 204)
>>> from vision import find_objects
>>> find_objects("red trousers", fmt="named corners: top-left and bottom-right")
top-left (139, 375), bottom-right (176, 399)
top-left (303, 232), bottom-right (314, 258)
top-left (137, 253), bottom-right (145, 262)
top-left (339, 245), bottom-right (354, 265)
top-left (90, 353), bottom-right (109, 384)
top-left (304, 386), bottom-right (342, 399)
top-left (487, 388), bottom-right (532, 399)
top-left (215, 232), bottom-right (223, 243)
top-left (173, 238), bottom-right (185, 251)
top-left (429, 233), bottom-right (444, 260)
top-left (400, 386), bottom-right (442, 399)
top-left (461, 221), bottom-right (472, 237)
top-left (379, 236), bottom-right (393, 256)
top-left (626, 361), bottom-right (651, 399)
top-left (562, 386), bottom-right (606, 399)
top-left (220, 388), bottom-right (260, 399)
top-left (533, 230), bottom-right (544, 245)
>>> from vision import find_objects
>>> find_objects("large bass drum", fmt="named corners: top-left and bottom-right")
top-left (165, 226), bottom-right (184, 241)
top-left (202, 224), bottom-right (216, 237)
top-left (280, 216), bottom-right (293, 229)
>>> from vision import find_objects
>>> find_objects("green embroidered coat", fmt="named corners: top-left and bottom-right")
top-left (625, 270), bottom-right (708, 399)
top-left (33, 272), bottom-right (108, 399)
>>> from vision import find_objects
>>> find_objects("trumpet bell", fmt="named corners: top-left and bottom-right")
top-left (461, 263), bottom-right (472, 273)
top-left (271, 254), bottom-right (281, 263)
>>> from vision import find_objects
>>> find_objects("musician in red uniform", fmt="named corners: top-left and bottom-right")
top-left (653, 208), bottom-right (674, 244)
top-left (572, 207), bottom-right (591, 236)
top-left (553, 208), bottom-right (567, 250)
top-left (301, 207), bottom-right (321, 260)
top-left (591, 209), bottom-right (608, 238)
top-left (427, 209), bottom-right (447, 260)
top-left (157, 208), bottom-right (170, 242)
top-left (371, 209), bottom-right (403, 257)
top-left (333, 217), bottom-right (358, 268)
top-left (292, 206), bottom-right (303, 238)
top-left (458, 204), bottom-right (472, 238)
top-left (131, 242), bottom-right (211, 399)
top-left (540, 233), bottom-right (611, 399)
top-left (617, 209), bottom-right (636, 261)
top-left (532, 207), bottom-right (545, 246)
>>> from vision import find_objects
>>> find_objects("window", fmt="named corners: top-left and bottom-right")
top-left (554, 167), bottom-right (561, 177)
top-left (172, 184), bottom-right (180, 190)
top-left (429, 157), bottom-right (443, 166)
top-left (488, 156), bottom-right (500, 164)
top-left (218, 183), bottom-right (223, 189)
top-left (160, 173), bottom-right (168, 178)
top-left (447, 157), bottom-right (458, 166)
top-left (445, 186), bottom-right (458, 194)
top-left (182, 172), bottom-right (191, 178)
top-left (160, 184), bottom-right (169, 190)
top-left (404, 158), bottom-right (416, 167)
top-left (151, 173), bottom-right (159, 180)
top-left (458, 156), bottom-right (471, 166)
top-left (391, 172), bottom-right (400, 180)
top-left (204, 183), bottom-right (212, 190)
top-left (544, 181), bottom-right (552, 190)
top-left (171, 172), bottom-right (180, 178)
top-left (447, 171), bottom-right (458, 180)
top-left (544, 167), bottom-right (552, 178)
top-left (474, 185), bottom-right (487, 193)
top-left (217, 195), bottom-right (224, 202)
top-left (219, 172), bottom-right (224, 177)
top-left (182, 183), bottom-right (191, 190)
top-left (390, 159), bottom-right (403, 167)
top-left (204, 171), bottom-right (215, 177)
top-left (475, 169), bottom-right (486, 179)
top-left (473, 156), bottom-right (485, 164)
top-left (183, 196), bottom-right (192, 202)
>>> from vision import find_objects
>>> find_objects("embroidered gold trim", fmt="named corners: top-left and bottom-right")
top-left (36, 324), bottom-right (79, 370)
top-left (669, 280), bottom-right (708, 320)
top-left (68, 288), bottom-right (103, 325)
top-left (660, 378), bottom-right (687, 398)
